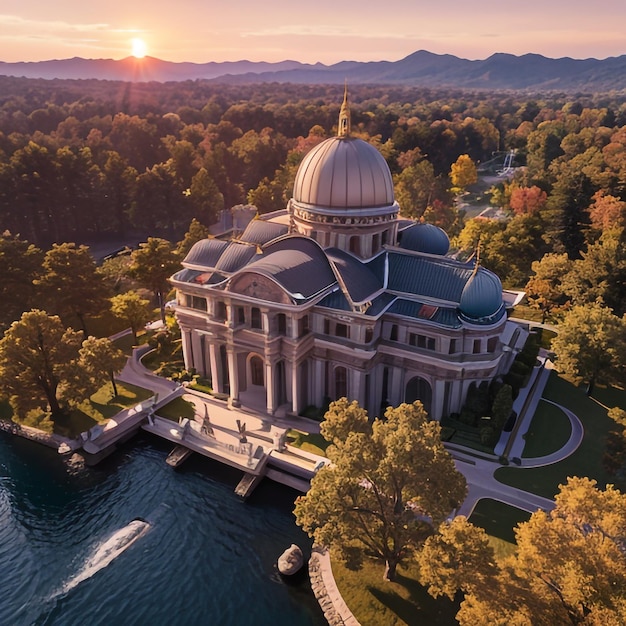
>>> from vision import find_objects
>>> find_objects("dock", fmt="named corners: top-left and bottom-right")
top-left (234, 472), bottom-right (264, 499)
top-left (165, 445), bottom-right (193, 468)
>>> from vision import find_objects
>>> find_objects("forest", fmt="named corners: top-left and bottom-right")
top-left (1, 77), bottom-right (625, 318)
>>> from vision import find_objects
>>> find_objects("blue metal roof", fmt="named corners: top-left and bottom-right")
top-left (215, 242), bottom-right (259, 273)
top-left (327, 248), bottom-right (383, 303)
top-left (183, 238), bottom-right (229, 267)
top-left (239, 220), bottom-right (288, 245)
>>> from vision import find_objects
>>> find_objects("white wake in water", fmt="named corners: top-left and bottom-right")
top-left (60, 518), bottom-right (151, 594)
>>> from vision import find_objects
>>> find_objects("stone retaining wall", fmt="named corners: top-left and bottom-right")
top-left (308, 546), bottom-right (360, 626)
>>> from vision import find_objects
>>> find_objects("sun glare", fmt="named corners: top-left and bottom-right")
top-left (131, 38), bottom-right (147, 59)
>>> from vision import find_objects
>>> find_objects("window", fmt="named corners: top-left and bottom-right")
top-left (277, 313), bottom-right (287, 335)
top-left (335, 323), bottom-right (348, 338)
top-left (410, 333), bottom-right (435, 350)
top-left (349, 236), bottom-right (360, 256)
top-left (299, 315), bottom-right (309, 337)
top-left (449, 339), bottom-right (458, 354)
top-left (365, 327), bottom-right (373, 343)
top-left (216, 301), bottom-right (227, 321)
top-left (487, 337), bottom-right (498, 353)
top-left (473, 339), bottom-right (482, 354)
top-left (237, 307), bottom-right (245, 324)
top-left (324, 318), bottom-right (330, 335)
top-left (251, 307), bottom-right (262, 330)
top-left (191, 296), bottom-right (207, 311)
top-left (390, 324), bottom-right (398, 341)
top-left (335, 366), bottom-right (347, 399)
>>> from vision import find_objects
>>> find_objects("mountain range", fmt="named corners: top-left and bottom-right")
top-left (1, 50), bottom-right (626, 91)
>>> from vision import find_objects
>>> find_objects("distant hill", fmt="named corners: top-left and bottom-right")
top-left (2, 51), bottom-right (626, 91)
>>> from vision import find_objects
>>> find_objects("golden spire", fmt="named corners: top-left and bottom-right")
top-left (338, 81), bottom-right (351, 137)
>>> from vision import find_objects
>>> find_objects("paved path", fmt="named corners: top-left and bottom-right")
top-left (454, 359), bottom-right (586, 519)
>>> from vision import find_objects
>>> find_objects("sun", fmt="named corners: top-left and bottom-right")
top-left (131, 38), bottom-right (147, 59)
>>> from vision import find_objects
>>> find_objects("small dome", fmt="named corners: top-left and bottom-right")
top-left (459, 268), bottom-right (503, 319)
top-left (292, 136), bottom-right (395, 209)
top-left (399, 223), bottom-right (450, 255)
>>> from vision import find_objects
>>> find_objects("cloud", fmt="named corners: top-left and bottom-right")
top-left (0, 14), bottom-right (109, 34)
top-left (241, 24), bottom-right (416, 41)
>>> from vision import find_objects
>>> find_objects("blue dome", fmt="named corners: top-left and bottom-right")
top-left (459, 268), bottom-right (503, 319)
top-left (398, 223), bottom-right (450, 256)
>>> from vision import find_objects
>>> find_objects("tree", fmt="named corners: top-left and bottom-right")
top-left (421, 478), bottom-right (626, 626)
top-left (450, 154), bottom-right (478, 192)
top-left (35, 242), bottom-right (111, 335)
top-left (551, 302), bottom-right (626, 395)
top-left (110, 291), bottom-right (153, 344)
top-left (524, 253), bottom-right (573, 322)
top-left (127, 238), bottom-right (180, 322)
top-left (0, 310), bottom-right (122, 418)
top-left (74, 335), bottom-right (127, 398)
top-left (509, 185), bottom-right (548, 215)
top-left (177, 218), bottom-right (210, 258)
top-left (294, 400), bottom-right (467, 582)
top-left (0, 232), bottom-right (43, 331)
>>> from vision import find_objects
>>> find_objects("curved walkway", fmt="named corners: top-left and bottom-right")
top-left (454, 373), bottom-right (586, 518)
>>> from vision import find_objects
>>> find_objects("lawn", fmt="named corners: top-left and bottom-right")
top-left (331, 556), bottom-right (460, 626)
top-left (154, 396), bottom-right (196, 422)
top-left (495, 373), bottom-right (621, 498)
top-left (468, 498), bottom-right (531, 545)
top-left (520, 399), bottom-right (572, 458)
top-left (286, 429), bottom-right (329, 456)
top-left (57, 381), bottom-right (154, 437)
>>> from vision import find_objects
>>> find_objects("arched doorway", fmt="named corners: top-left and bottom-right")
top-left (249, 355), bottom-right (264, 386)
top-left (405, 376), bottom-right (432, 415)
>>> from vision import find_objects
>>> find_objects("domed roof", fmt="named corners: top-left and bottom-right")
top-left (399, 223), bottom-right (450, 256)
top-left (292, 136), bottom-right (395, 210)
top-left (459, 268), bottom-right (503, 320)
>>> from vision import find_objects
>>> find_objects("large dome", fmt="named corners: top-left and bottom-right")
top-left (292, 136), bottom-right (395, 210)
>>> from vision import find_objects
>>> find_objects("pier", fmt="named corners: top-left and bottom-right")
top-left (76, 344), bottom-right (327, 492)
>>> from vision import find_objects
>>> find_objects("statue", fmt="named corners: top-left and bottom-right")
top-left (236, 419), bottom-right (247, 444)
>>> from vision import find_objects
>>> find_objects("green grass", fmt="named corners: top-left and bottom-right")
top-left (155, 396), bottom-right (196, 422)
top-left (286, 429), bottom-right (329, 456)
top-left (520, 400), bottom-right (572, 458)
top-left (468, 498), bottom-right (531, 545)
top-left (56, 381), bottom-right (153, 437)
top-left (331, 556), bottom-right (459, 626)
top-left (495, 373), bottom-right (620, 498)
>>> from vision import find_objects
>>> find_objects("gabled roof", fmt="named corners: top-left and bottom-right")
top-left (327, 248), bottom-right (383, 304)
top-left (233, 245), bottom-right (337, 301)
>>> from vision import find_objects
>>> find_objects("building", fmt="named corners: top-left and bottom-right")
top-left (172, 92), bottom-right (526, 421)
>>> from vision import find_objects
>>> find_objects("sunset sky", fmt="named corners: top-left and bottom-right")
top-left (1, 0), bottom-right (625, 65)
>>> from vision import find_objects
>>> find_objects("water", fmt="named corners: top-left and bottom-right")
top-left (0, 432), bottom-right (326, 626)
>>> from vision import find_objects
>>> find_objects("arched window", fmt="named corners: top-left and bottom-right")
top-left (335, 366), bottom-right (347, 399)
top-left (405, 376), bottom-right (432, 415)
top-left (250, 355), bottom-right (264, 386)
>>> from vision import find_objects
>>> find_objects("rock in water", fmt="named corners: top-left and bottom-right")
top-left (277, 544), bottom-right (304, 576)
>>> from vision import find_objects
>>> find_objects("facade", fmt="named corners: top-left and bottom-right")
top-left (172, 94), bottom-right (526, 421)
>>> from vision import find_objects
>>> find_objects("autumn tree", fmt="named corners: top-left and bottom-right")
top-left (127, 238), bottom-right (180, 322)
top-left (524, 253), bottom-right (573, 322)
top-left (425, 478), bottom-right (626, 626)
top-left (0, 310), bottom-right (125, 418)
top-left (110, 291), bottom-right (154, 344)
top-left (294, 399), bottom-right (466, 582)
top-left (450, 154), bottom-right (478, 192)
top-left (551, 301), bottom-right (626, 395)
top-left (35, 242), bottom-right (111, 335)
top-left (509, 185), bottom-right (548, 215)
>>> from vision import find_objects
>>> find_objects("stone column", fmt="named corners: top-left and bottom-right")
top-left (265, 359), bottom-right (276, 415)
top-left (190, 331), bottom-right (203, 374)
top-left (227, 347), bottom-right (240, 407)
top-left (351, 369), bottom-right (366, 406)
top-left (209, 343), bottom-right (222, 393)
top-left (181, 329), bottom-right (192, 371)
top-left (313, 359), bottom-right (324, 407)
top-left (291, 361), bottom-right (300, 415)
